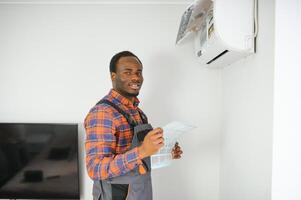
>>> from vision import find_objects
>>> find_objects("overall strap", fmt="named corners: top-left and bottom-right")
top-left (138, 108), bottom-right (148, 124)
top-left (97, 99), bottom-right (137, 127)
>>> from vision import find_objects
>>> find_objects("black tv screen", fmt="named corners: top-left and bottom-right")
top-left (0, 123), bottom-right (80, 199)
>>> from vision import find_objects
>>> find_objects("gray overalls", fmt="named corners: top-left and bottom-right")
top-left (93, 99), bottom-right (153, 200)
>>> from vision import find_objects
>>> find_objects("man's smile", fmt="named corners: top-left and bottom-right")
top-left (129, 83), bottom-right (141, 90)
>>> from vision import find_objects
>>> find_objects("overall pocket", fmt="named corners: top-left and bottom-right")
top-left (111, 184), bottom-right (129, 200)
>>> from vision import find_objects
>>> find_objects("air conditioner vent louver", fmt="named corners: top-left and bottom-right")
top-left (206, 50), bottom-right (228, 64)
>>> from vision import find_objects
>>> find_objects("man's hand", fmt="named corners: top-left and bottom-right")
top-left (138, 128), bottom-right (164, 159)
top-left (172, 142), bottom-right (183, 159)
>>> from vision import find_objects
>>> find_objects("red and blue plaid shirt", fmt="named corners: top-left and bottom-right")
top-left (84, 89), bottom-right (145, 180)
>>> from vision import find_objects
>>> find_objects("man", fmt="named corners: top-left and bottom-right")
top-left (84, 51), bottom-right (183, 200)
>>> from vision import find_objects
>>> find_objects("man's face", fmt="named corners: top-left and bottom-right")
top-left (111, 56), bottom-right (143, 98)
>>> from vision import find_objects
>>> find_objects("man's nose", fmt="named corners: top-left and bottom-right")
top-left (131, 74), bottom-right (141, 81)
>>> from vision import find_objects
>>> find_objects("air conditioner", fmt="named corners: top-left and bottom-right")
top-left (176, 0), bottom-right (257, 68)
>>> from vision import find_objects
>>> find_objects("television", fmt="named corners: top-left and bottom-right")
top-left (0, 123), bottom-right (80, 199)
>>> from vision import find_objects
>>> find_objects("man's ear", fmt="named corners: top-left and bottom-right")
top-left (111, 72), bottom-right (116, 81)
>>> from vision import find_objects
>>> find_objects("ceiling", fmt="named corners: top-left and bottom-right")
top-left (0, 0), bottom-right (194, 4)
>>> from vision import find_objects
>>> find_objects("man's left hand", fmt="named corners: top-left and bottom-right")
top-left (171, 142), bottom-right (183, 159)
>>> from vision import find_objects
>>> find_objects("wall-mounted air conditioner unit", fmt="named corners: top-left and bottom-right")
top-left (176, 0), bottom-right (258, 68)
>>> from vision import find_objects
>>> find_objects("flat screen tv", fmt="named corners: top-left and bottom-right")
top-left (0, 123), bottom-right (80, 199)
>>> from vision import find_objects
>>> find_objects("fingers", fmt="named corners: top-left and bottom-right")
top-left (172, 143), bottom-right (183, 159)
top-left (172, 151), bottom-right (183, 159)
top-left (151, 132), bottom-right (163, 140)
top-left (153, 137), bottom-right (164, 145)
top-left (173, 154), bottom-right (182, 159)
top-left (157, 142), bottom-right (164, 149)
top-left (172, 142), bottom-right (181, 151)
top-left (149, 127), bottom-right (163, 136)
top-left (173, 145), bottom-right (181, 151)
top-left (139, 128), bottom-right (165, 158)
top-left (172, 149), bottom-right (183, 155)
top-left (148, 127), bottom-right (164, 145)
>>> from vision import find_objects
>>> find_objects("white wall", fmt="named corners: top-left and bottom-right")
top-left (220, 0), bottom-right (275, 200)
top-left (0, 3), bottom-right (222, 200)
top-left (272, 0), bottom-right (301, 199)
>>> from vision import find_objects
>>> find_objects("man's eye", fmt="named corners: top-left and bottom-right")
top-left (125, 72), bottom-right (131, 75)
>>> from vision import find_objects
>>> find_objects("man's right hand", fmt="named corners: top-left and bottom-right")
top-left (138, 127), bottom-right (164, 159)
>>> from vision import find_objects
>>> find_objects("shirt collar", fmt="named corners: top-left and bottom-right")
top-left (109, 89), bottom-right (140, 108)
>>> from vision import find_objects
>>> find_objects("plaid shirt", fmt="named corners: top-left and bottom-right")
top-left (84, 89), bottom-right (145, 180)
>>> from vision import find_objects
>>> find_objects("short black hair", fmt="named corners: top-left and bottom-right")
top-left (109, 51), bottom-right (142, 73)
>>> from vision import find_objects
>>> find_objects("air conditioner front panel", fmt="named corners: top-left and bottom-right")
top-left (214, 0), bottom-right (255, 51)
top-left (196, 30), bottom-right (252, 68)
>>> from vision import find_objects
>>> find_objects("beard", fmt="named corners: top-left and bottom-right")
top-left (119, 89), bottom-right (139, 98)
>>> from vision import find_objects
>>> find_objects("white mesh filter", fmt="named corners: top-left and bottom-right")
top-left (151, 121), bottom-right (196, 170)
top-left (151, 138), bottom-right (175, 169)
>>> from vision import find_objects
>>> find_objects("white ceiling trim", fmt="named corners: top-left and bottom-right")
top-left (0, 1), bottom-right (192, 5)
